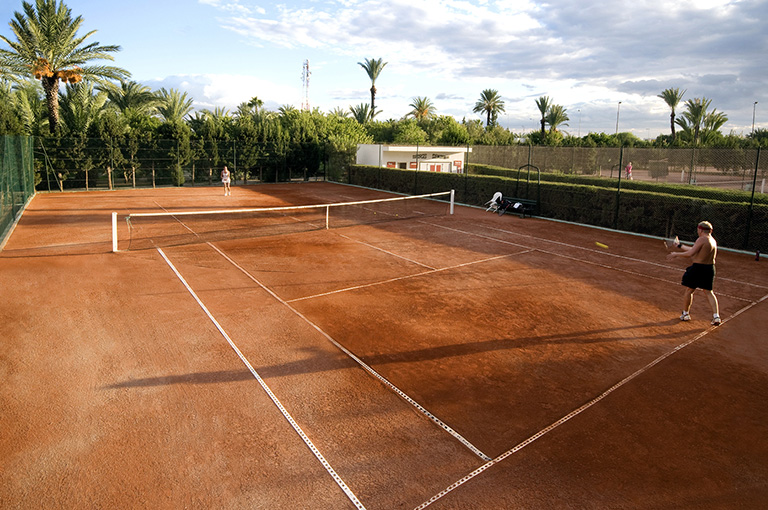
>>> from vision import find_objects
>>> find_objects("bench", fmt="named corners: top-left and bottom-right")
top-left (498, 197), bottom-right (537, 218)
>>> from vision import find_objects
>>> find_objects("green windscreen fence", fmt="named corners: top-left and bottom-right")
top-left (1, 136), bottom-right (35, 248)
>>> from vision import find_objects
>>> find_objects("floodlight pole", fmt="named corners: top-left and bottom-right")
top-left (615, 101), bottom-right (622, 135)
top-left (753, 101), bottom-right (758, 135)
top-left (578, 109), bottom-right (581, 138)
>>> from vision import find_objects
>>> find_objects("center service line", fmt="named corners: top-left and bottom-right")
top-left (156, 247), bottom-right (367, 510)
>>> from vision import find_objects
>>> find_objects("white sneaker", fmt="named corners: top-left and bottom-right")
top-left (680, 312), bottom-right (691, 321)
top-left (711, 316), bottom-right (721, 326)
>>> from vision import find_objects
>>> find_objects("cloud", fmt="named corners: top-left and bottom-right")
top-left (144, 74), bottom-right (299, 112)
top-left (162, 0), bottom-right (768, 132)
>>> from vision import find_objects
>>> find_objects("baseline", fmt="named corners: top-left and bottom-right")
top-left (424, 220), bottom-right (759, 303)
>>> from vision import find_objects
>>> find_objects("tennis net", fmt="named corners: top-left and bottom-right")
top-left (114, 190), bottom-right (454, 251)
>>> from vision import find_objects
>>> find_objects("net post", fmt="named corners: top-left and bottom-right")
top-left (450, 189), bottom-right (455, 215)
top-left (325, 205), bottom-right (330, 229)
top-left (111, 212), bottom-right (118, 252)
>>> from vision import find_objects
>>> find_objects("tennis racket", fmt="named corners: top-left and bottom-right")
top-left (664, 235), bottom-right (680, 250)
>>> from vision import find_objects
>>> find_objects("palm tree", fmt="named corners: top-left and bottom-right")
top-left (473, 89), bottom-right (505, 127)
top-left (58, 82), bottom-right (107, 133)
top-left (407, 96), bottom-right (436, 121)
top-left (658, 88), bottom-right (686, 141)
top-left (102, 81), bottom-right (160, 119)
top-left (329, 107), bottom-right (350, 118)
top-left (677, 97), bottom-right (712, 145)
top-left (9, 80), bottom-right (48, 134)
top-left (535, 96), bottom-right (551, 135)
top-left (350, 103), bottom-right (372, 124)
top-left (700, 109), bottom-right (728, 145)
top-left (358, 57), bottom-right (387, 118)
top-left (247, 96), bottom-right (263, 113)
top-left (0, 0), bottom-right (130, 133)
top-left (545, 104), bottom-right (569, 132)
top-left (156, 88), bottom-right (194, 123)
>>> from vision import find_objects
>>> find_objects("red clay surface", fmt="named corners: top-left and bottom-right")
top-left (1, 182), bottom-right (767, 509)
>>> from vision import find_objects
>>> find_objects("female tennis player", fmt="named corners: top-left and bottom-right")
top-left (221, 166), bottom-right (231, 196)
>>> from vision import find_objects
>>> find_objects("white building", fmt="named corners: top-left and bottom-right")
top-left (356, 144), bottom-right (472, 173)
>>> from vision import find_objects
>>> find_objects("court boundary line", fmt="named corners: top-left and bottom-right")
top-left (155, 247), bottom-right (367, 510)
top-left (424, 221), bottom-right (759, 303)
top-left (478, 223), bottom-right (767, 291)
top-left (207, 242), bottom-right (493, 462)
top-left (412, 291), bottom-right (768, 509)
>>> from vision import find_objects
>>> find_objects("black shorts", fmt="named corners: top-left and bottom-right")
top-left (681, 263), bottom-right (715, 291)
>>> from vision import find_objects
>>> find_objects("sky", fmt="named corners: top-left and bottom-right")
top-left (2, 0), bottom-right (766, 139)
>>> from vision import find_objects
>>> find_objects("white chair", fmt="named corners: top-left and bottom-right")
top-left (485, 191), bottom-right (503, 212)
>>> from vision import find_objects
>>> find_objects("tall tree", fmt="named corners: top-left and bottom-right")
top-left (58, 82), bottom-right (107, 133)
top-left (156, 88), bottom-right (194, 123)
top-left (473, 89), bottom-right (505, 127)
top-left (349, 103), bottom-right (372, 124)
top-left (102, 81), bottom-right (160, 119)
top-left (357, 57), bottom-right (387, 118)
top-left (545, 104), bottom-right (569, 132)
top-left (407, 96), bottom-right (436, 121)
top-left (700, 109), bottom-right (729, 145)
top-left (7, 80), bottom-right (47, 135)
top-left (535, 96), bottom-right (551, 135)
top-left (0, 0), bottom-right (130, 133)
top-left (677, 97), bottom-right (712, 145)
top-left (658, 87), bottom-right (686, 141)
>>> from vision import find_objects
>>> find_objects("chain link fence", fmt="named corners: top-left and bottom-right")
top-left (465, 145), bottom-right (767, 251)
top-left (471, 145), bottom-right (767, 192)
top-left (347, 145), bottom-right (767, 253)
top-left (1, 136), bottom-right (35, 248)
top-left (34, 137), bottom-right (338, 191)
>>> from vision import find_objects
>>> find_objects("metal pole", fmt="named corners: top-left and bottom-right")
top-left (614, 147), bottom-right (624, 230)
top-left (744, 147), bottom-right (761, 249)
top-left (615, 102), bottom-right (622, 135)
top-left (753, 102), bottom-right (758, 135)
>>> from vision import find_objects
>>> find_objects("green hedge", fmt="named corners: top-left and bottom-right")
top-left (345, 165), bottom-right (767, 252)
top-left (468, 163), bottom-right (768, 205)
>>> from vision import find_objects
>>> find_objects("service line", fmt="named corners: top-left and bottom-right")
top-left (156, 247), bottom-right (367, 510)
top-left (207, 242), bottom-right (493, 462)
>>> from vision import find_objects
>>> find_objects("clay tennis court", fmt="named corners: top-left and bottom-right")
top-left (2, 181), bottom-right (767, 509)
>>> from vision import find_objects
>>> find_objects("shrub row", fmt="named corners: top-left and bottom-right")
top-left (346, 165), bottom-right (767, 252)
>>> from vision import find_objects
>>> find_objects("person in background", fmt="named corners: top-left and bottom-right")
top-left (625, 161), bottom-right (633, 180)
top-left (221, 165), bottom-right (231, 196)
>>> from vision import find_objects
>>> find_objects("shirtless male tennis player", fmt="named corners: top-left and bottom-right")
top-left (666, 221), bottom-right (721, 325)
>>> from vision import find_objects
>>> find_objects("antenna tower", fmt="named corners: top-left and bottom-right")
top-left (301, 59), bottom-right (311, 111)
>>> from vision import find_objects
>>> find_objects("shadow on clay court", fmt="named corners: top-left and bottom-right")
top-left (101, 319), bottom-right (683, 390)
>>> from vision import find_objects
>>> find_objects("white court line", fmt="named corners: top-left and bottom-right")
top-left (287, 252), bottom-right (525, 304)
top-left (480, 223), bottom-right (768, 291)
top-left (155, 247), bottom-right (367, 510)
top-left (423, 221), bottom-right (758, 303)
top-left (336, 233), bottom-right (436, 270)
top-left (413, 291), bottom-right (768, 509)
top-left (150, 206), bottom-right (490, 458)
top-left (207, 242), bottom-right (493, 462)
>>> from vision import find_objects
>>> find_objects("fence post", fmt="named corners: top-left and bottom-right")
top-left (744, 147), bottom-right (761, 250)
top-left (688, 148), bottom-right (696, 184)
top-left (614, 147), bottom-right (624, 229)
